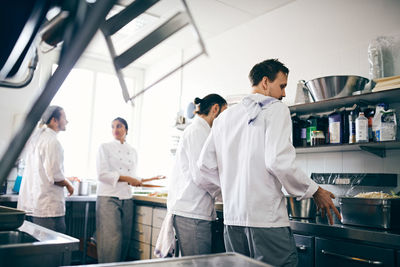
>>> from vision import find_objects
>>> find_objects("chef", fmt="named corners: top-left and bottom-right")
top-left (17, 105), bottom-right (74, 233)
top-left (96, 117), bottom-right (164, 263)
top-left (165, 94), bottom-right (227, 256)
top-left (195, 59), bottom-right (341, 266)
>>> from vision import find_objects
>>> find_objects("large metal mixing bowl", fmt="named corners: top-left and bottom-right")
top-left (305, 75), bottom-right (369, 102)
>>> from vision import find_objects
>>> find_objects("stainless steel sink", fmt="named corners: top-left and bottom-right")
top-left (0, 221), bottom-right (79, 267)
top-left (0, 230), bottom-right (37, 245)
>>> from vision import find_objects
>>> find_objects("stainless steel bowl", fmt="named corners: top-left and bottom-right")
top-left (305, 75), bottom-right (369, 102)
top-left (286, 196), bottom-right (317, 219)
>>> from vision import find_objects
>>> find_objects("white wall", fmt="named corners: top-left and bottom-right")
top-left (142, 0), bottom-right (400, 191)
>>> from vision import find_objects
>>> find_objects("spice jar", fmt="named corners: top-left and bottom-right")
top-left (311, 131), bottom-right (325, 146)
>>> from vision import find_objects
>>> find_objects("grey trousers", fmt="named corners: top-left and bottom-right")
top-left (173, 215), bottom-right (213, 256)
top-left (31, 216), bottom-right (66, 234)
top-left (224, 225), bottom-right (298, 267)
top-left (96, 196), bottom-right (134, 263)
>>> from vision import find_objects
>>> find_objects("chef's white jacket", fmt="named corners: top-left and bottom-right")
top-left (196, 94), bottom-right (319, 227)
top-left (96, 140), bottom-right (137, 200)
top-left (18, 127), bottom-right (66, 217)
top-left (167, 116), bottom-right (219, 221)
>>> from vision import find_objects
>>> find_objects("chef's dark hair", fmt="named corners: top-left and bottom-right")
top-left (194, 94), bottom-right (227, 115)
top-left (42, 105), bottom-right (63, 125)
top-left (113, 117), bottom-right (128, 132)
top-left (248, 59), bottom-right (289, 86)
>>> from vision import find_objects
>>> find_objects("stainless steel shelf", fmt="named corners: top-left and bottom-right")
top-left (289, 88), bottom-right (400, 115)
top-left (295, 141), bottom-right (400, 157)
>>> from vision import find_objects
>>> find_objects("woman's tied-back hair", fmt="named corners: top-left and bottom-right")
top-left (248, 59), bottom-right (289, 86)
top-left (113, 117), bottom-right (128, 132)
top-left (194, 94), bottom-right (227, 115)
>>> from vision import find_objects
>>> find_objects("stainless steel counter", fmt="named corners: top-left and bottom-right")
top-left (0, 194), bottom-right (97, 202)
top-left (65, 252), bottom-right (272, 267)
top-left (290, 216), bottom-right (400, 249)
top-left (3, 194), bottom-right (400, 250)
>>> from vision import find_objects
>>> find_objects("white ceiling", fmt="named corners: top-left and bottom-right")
top-left (84, 0), bottom-right (295, 67)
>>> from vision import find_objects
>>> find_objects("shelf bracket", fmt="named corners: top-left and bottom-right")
top-left (359, 146), bottom-right (386, 158)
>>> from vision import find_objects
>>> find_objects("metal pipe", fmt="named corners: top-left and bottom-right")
top-left (0, 50), bottom-right (38, 89)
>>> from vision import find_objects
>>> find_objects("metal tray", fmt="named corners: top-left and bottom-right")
top-left (339, 197), bottom-right (400, 229)
top-left (0, 205), bottom-right (26, 230)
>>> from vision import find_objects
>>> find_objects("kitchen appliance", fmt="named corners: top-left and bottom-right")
top-left (303, 75), bottom-right (369, 102)
top-left (0, 206), bottom-right (26, 231)
top-left (339, 197), bottom-right (400, 229)
top-left (72, 181), bottom-right (91, 196)
top-left (286, 196), bottom-right (317, 219)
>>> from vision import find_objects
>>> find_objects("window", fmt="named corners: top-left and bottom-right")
top-left (50, 61), bottom-right (142, 180)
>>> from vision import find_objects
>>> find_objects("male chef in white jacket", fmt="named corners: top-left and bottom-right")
top-left (195, 59), bottom-right (341, 266)
top-left (18, 105), bottom-right (74, 233)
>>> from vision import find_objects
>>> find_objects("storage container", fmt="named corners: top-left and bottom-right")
top-left (339, 197), bottom-right (400, 229)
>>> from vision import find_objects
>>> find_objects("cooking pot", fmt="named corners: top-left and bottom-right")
top-left (286, 196), bottom-right (317, 219)
top-left (72, 181), bottom-right (91, 196)
top-left (301, 75), bottom-right (369, 102)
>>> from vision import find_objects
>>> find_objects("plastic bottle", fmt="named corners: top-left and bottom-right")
top-left (12, 159), bottom-right (24, 193)
top-left (356, 112), bottom-right (369, 143)
top-left (372, 103), bottom-right (386, 141)
top-left (349, 111), bottom-right (356, 144)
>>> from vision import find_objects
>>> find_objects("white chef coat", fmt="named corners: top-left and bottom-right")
top-left (196, 94), bottom-right (319, 228)
top-left (96, 140), bottom-right (138, 200)
top-left (167, 116), bottom-right (219, 221)
top-left (17, 127), bottom-right (66, 217)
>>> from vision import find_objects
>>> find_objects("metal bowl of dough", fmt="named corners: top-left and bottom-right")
top-left (305, 75), bottom-right (369, 102)
top-left (286, 196), bottom-right (317, 219)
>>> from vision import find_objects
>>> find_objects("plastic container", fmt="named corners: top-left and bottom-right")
top-left (306, 117), bottom-right (317, 145)
top-left (12, 159), bottom-right (24, 193)
top-left (368, 39), bottom-right (384, 79)
top-left (348, 111), bottom-right (356, 144)
top-left (311, 131), bottom-right (325, 146)
top-left (328, 113), bottom-right (342, 144)
top-left (372, 103), bottom-right (386, 141)
top-left (356, 112), bottom-right (369, 143)
top-left (379, 109), bottom-right (397, 141)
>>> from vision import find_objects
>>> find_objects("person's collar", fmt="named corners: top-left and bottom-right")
top-left (113, 139), bottom-right (125, 145)
top-left (194, 115), bottom-right (211, 130)
top-left (242, 94), bottom-right (278, 124)
top-left (44, 126), bottom-right (57, 135)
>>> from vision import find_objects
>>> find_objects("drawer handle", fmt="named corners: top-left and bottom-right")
top-left (296, 245), bottom-right (307, 251)
top-left (321, 250), bottom-right (383, 265)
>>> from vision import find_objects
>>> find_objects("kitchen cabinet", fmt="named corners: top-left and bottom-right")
top-left (397, 250), bottom-right (400, 267)
top-left (293, 234), bottom-right (314, 267)
top-left (290, 87), bottom-right (400, 158)
top-left (130, 205), bottom-right (154, 260)
top-left (129, 205), bottom-right (168, 260)
top-left (315, 237), bottom-right (395, 267)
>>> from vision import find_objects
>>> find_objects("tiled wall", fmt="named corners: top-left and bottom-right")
top-left (295, 149), bottom-right (400, 203)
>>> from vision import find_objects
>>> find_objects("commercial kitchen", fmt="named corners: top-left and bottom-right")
top-left (1, 0), bottom-right (400, 266)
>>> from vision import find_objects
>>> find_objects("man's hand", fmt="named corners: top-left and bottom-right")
top-left (66, 182), bottom-right (74, 196)
top-left (142, 175), bottom-right (166, 183)
top-left (313, 187), bottom-right (341, 225)
top-left (119, 175), bottom-right (142, 187)
top-left (55, 179), bottom-right (74, 196)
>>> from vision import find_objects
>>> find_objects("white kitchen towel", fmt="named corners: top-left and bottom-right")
top-left (242, 95), bottom-right (277, 124)
top-left (154, 213), bottom-right (175, 258)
